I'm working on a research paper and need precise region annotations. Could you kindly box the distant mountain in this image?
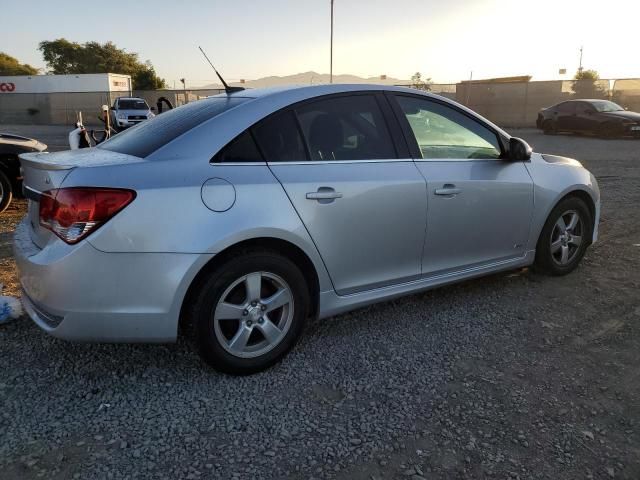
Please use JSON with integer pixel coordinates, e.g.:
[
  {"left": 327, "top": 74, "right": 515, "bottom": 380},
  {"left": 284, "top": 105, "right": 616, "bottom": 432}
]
[{"left": 198, "top": 71, "right": 410, "bottom": 89}]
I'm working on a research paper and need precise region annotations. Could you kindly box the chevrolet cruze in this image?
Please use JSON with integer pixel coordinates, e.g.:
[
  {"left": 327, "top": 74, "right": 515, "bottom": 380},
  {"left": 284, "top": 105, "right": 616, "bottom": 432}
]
[{"left": 15, "top": 84, "right": 600, "bottom": 374}]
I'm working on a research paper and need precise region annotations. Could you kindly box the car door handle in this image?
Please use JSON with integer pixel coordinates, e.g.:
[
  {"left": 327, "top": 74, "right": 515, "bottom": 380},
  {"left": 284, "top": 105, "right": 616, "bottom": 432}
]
[
  {"left": 434, "top": 185, "right": 461, "bottom": 196},
  {"left": 306, "top": 188, "right": 343, "bottom": 202}
]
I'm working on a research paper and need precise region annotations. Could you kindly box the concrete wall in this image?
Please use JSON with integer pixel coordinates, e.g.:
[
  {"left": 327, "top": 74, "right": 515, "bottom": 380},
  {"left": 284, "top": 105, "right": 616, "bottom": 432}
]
[
  {"left": 2, "top": 81, "right": 640, "bottom": 128},
  {"left": 0, "top": 89, "right": 225, "bottom": 125}
]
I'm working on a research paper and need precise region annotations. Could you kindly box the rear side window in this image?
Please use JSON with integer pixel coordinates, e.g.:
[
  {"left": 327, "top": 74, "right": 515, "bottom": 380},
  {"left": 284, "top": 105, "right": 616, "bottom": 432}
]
[
  {"left": 556, "top": 102, "right": 576, "bottom": 114},
  {"left": 252, "top": 110, "right": 307, "bottom": 162},
  {"left": 295, "top": 95, "right": 396, "bottom": 161},
  {"left": 100, "top": 97, "right": 248, "bottom": 158},
  {"left": 214, "top": 131, "right": 263, "bottom": 163}
]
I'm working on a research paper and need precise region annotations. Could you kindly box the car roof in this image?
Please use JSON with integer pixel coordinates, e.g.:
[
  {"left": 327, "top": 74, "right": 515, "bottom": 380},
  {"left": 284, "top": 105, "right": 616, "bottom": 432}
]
[
  {"left": 211, "top": 83, "right": 438, "bottom": 101},
  {"left": 566, "top": 99, "right": 610, "bottom": 103}
]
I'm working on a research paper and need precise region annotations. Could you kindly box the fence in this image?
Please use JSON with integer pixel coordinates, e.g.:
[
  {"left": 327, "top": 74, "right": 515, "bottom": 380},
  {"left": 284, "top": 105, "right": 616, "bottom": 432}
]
[{"left": 1, "top": 80, "right": 640, "bottom": 127}]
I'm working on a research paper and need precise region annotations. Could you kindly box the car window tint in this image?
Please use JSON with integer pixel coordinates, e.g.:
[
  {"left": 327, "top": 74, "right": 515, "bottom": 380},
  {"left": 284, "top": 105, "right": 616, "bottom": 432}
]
[
  {"left": 100, "top": 97, "right": 248, "bottom": 158},
  {"left": 295, "top": 95, "right": 396, "bottom": 161},
  {"left": 214, "top": 131, "right": 263, "bottom": 163},
  {"left": 395, "top": 96, "right": 501, "bottom": 160},
  {"left": 575, "top": 102, "right": 593, "bottom": 114},
  {"left": 556, "top": 102, "right": 576, "bottom": 114},
  {"left": 252, "top": 110, "right": 307, "bottom": 162}
]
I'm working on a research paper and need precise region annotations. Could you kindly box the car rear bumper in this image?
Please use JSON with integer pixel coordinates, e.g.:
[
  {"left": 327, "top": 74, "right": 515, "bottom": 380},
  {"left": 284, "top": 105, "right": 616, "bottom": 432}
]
[{"left": 13, "top": 219, "right": 211, "bottom": 342}]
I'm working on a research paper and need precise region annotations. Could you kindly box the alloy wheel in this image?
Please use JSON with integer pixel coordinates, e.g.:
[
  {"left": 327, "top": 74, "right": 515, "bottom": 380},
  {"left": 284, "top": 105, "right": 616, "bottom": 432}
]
[
  {"left": 550, "top": 210, "right": 583, "bottom": 266},
  {"left": 213, "top": 272, "right": 294, "bottom": 358}
]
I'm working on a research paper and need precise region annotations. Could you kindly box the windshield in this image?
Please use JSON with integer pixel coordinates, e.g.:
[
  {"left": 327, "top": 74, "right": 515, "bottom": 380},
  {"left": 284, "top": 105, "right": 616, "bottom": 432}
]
[
  {"left": 100, "top": 97, "right": 249, "bottom": 158},
  {"left": 591, "top": 100, "right": 624, "bottom": 112},
  {"left": 117, "top": 99, "right": 149, "bottom": 110}
]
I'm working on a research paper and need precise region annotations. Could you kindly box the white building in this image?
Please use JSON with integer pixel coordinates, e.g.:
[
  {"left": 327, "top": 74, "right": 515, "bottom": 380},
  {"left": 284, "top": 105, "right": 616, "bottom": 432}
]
[{"left": 0, "top": 73, "right": 132, "bottom": 94}]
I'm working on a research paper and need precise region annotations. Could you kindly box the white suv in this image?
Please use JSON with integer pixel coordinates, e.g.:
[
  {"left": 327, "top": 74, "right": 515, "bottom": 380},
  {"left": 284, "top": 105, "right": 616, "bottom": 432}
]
[{"left": 110, "top": 97, "right": 155, "bottom": 129}]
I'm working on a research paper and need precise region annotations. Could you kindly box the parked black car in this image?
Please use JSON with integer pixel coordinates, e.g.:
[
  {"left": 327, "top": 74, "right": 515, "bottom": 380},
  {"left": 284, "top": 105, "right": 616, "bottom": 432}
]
[
  {"left": 536, "top": 99, "right": 640, "bottom": 138},
  {"left": 0, "top": 133, "right": 47, "bottom": 212}
]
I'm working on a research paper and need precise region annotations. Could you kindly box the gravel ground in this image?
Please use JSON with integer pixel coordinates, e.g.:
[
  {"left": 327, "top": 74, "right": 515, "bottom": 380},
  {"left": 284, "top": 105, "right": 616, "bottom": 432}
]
[{"left": 0, "top": 127, "right": 639, "bottom": 479}]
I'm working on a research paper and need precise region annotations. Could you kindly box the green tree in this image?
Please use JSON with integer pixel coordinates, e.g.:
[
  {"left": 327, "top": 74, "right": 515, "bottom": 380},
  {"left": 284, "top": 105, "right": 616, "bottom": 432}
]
[
  {"left": 411, "top": 72, "right": 432, "bottom": 91},
  {"left": 0, "top": 52, "right": 39, "bottom": 75},
  {"left": 572, "top": 69, "right": 607, "bottom": 99},
  {"left": 38, "top": 39, "right": 166, "bottom": 90}
]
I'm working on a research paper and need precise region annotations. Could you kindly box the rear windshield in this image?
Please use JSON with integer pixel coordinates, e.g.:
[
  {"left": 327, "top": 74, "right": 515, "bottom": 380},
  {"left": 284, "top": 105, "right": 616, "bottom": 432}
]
[
  {"left": 118, "top": 99, "right": 149, "bottom": 110},
  {"left": 100, "top": 97, "right": 248, "bottom": 158}
]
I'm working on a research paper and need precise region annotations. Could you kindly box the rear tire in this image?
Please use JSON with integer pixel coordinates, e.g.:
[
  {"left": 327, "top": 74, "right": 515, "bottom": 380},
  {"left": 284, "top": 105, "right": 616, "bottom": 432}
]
[
  {"left": 192, "top": 250, "right": 309, "bottom": 375},
  {"left": 0, "top": 170, "right": 13, "bottom": 213},
  {"left": 533, "top": 197, "right": 592, "bottom": 276},
  {"left": 542, "top": 120, "right": 557, "bottom": 135}
]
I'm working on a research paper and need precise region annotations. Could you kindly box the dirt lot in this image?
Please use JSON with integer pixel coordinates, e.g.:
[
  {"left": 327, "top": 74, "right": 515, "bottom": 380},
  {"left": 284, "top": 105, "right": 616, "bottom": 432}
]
[{"left": 0, "top": 128, "right": 639, "bottom": 480}]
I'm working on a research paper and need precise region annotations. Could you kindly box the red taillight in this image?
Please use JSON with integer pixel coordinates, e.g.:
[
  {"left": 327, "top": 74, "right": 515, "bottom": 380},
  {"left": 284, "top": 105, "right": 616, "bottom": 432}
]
[{"left": 39, "top": 187, "right": 136, "bottom": 244}]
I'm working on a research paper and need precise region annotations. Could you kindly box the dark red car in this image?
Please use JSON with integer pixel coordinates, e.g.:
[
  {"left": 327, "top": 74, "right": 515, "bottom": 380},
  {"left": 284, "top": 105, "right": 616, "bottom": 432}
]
[{"left": 536, "top": 99, "right": 640, "bottom": 138}]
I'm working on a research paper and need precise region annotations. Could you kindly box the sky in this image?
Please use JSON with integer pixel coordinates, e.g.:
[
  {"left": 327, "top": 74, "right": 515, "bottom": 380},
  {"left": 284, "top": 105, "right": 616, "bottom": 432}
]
[{"left": 1, "top": 0, "right": 638, "bottom": 87}]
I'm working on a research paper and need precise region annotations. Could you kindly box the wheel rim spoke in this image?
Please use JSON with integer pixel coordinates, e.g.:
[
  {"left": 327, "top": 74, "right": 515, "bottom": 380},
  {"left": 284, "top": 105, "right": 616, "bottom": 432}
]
[
  {"left": 551, "top": 238, "right": 562, "bottom": 254},
  {"left": 245, "top": 273, "right": 262, "bottom": 301},
  {"left": 215, "top": 302, "right": 245, "bottom": 320},
  {"left": 256, "top": 315, "right": 283, "bottom": 344},
  {"left": 262, "top": 288, "right": 292, "bottom": 313},
  {"left": 228, "top": 325, "right": 252, "bottom": 352},
  {"left": 560, "top": 245, "right": 570, "bottom": 264},
  {"left": 555, "top": 216, "right": 567, "bottom": 232},
  {"left": 567, "top": 212, "right": 579, "bottom": 231},
  {"left": 569, "top": 235, "right": 582, "bottom": 247}
]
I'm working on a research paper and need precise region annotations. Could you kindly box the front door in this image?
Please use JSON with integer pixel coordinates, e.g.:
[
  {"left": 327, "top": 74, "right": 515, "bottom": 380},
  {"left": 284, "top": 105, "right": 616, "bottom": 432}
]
[
  {"left": 252, "top": 94, "right": 427, "bottom": 295},
  {"left": 389, "top": 93, "right": 534, "bottom": 276}
]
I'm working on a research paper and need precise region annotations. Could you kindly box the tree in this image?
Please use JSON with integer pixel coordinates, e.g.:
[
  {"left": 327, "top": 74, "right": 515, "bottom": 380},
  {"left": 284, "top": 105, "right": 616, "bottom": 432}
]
[
  {"left": 411, "top": 72, "right": 432, "bottom": 91},
  {"left": 38, "top": 39, "right": 166, "bottom": 90},
  {"left": 572, "top": 68, "right": 607, "bottom": 99},
  {"left": 0, "top": 52, "right": 39, "bottom": 75}
]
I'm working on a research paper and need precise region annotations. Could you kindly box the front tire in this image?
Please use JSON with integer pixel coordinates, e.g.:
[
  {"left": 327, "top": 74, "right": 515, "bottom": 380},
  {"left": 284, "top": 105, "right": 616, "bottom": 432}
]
[
  {"left": 0, "top": 170, "right": 13, "bottom": 213},
  {"left": 192, "top": 250, "right": 309, "bottom": 375},
  {"left": 533, "top": 197, "right": 592, "bottom": 276},
  {"left": 599, "top": 122, "right": 619, "bottom": 139}
]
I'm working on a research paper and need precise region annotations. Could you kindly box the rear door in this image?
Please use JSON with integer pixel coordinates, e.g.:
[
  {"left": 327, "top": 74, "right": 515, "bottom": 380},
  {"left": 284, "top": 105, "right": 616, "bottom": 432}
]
[
  {"left": 259, "top": 93, "right": 427, "bottom": 295},
  {"left": 388, "top": 93, "right": 534, "bottom": 276},
  {"left": 556, "top": 101, "right": 577, "bottom": 131}
]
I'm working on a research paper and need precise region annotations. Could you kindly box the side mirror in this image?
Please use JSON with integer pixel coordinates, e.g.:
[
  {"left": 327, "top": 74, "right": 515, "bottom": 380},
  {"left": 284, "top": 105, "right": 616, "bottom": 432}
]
[{"left": 509, "top": 137, "right": 532, "bottom": 161}]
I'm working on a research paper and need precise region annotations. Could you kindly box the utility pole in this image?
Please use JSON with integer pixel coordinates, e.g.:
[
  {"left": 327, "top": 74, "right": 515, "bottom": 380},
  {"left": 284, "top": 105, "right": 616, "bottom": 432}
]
[
  {"left": 578, "top": 46, "right": 583, "bottom": 73},
  {"left": 330, "top": 0, "right": 334, "bottom": 84}
]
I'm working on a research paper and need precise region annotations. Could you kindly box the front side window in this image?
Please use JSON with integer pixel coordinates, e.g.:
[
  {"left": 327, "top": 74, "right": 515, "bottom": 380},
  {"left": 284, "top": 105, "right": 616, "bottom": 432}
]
[
  {"left": 251, "top": 110, "right": 307, "bottom": 162},
  {"left": 575, "top": 102, "right": 595, "bottom": 114},
  {"left": 395, "top": 95, "right": 502, "bottom": 160},
  {"left": 295, "top": 95, "right": 396, "bottom": 161}
]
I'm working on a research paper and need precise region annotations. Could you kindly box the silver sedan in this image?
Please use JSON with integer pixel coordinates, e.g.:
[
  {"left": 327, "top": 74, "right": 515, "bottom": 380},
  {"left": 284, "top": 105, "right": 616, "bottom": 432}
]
[{"left": 15, "top": 84, "right": 600, "bottom": 374}]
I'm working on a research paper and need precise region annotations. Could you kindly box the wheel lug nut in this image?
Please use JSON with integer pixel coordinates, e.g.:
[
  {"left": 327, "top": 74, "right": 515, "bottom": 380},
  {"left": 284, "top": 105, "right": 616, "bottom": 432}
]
[
  {"left": 261, "top": 305, "right": 266, "bottom": 311},
  {"left": 259, "top": 317, "right": 264, "bottom": 324},
  {"left": 246, "top": 320, "right": 252, "bottom": 327},
  {"left": 251, "top": 301, "right": 257, "bottom": 306},
  {"left": 242, "top": 310, "right": 248, "bottom": 316}
]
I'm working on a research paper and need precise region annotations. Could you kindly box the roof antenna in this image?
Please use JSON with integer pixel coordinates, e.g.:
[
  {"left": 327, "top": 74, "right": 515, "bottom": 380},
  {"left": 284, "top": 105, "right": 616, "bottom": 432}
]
[{"left": 198, "top": 46, "right": 245, "bottom": 93}]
